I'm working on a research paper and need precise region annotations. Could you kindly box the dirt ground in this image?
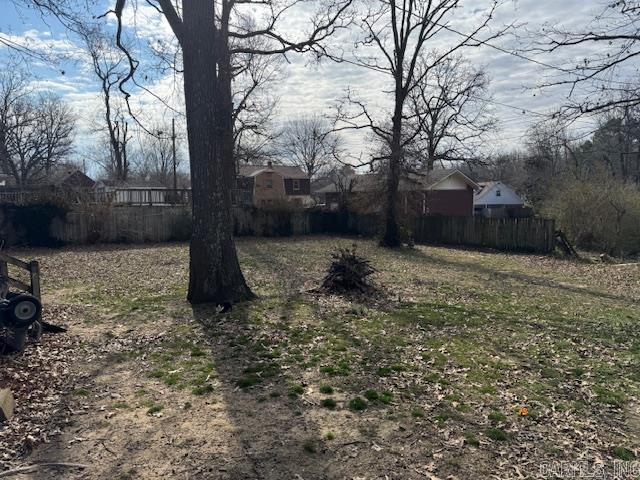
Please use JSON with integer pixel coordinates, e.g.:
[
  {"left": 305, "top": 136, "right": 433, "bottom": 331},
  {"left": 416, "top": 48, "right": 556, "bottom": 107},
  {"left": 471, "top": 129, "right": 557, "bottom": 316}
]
[{"left": 1, "top": 237, "right": 639, "bottom": 479}]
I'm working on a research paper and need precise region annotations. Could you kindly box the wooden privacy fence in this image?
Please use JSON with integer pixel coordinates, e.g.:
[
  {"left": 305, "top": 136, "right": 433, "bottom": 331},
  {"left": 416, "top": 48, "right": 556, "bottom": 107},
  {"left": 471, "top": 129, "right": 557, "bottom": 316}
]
[
  {"left": 0, "top": 253, "right": 41, "bottom": 299},
  {"left": 5, "top": 205, "right": 556, "bottom": 253},
  {"left": 50, "top": 207, "right": 191, "bottom": 244},
  {"left": 413, "top": 216, "right": 555, "bottom": 253}
]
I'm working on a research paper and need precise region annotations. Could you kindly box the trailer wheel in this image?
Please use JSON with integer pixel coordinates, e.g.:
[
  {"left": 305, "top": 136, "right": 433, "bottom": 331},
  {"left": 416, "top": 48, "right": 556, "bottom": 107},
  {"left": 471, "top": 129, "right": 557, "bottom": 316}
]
[{"left": 6, "top": 294, "right": 42, "bottom": 329}]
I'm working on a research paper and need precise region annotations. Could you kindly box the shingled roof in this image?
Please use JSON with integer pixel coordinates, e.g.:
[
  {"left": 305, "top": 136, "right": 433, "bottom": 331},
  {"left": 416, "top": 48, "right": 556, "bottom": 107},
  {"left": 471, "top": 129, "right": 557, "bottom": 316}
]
[
  {"left": 238, "top": 164, "right": 308, "bottom": 180},
  {"left": 315, "top": 169, "right": 477, "bottom": 194}
]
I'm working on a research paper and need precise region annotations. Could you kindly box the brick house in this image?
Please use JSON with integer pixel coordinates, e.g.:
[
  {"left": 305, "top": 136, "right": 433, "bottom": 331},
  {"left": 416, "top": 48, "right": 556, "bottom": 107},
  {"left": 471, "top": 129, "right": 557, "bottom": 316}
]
[
  {"left": 315, "top": 168, "right": 478, "bottom": 216},
  {"left": 236, "top": 162, "right": 312, "bottom": 207}
]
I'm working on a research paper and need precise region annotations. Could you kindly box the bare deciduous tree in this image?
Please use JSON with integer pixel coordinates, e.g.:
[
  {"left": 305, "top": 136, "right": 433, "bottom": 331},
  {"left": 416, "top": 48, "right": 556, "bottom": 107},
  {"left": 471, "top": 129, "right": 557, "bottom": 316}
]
[
  {"left": 136, "top": 121, "right": 183, "bottom": 187},
  {"left": 406, "top": 54, "right": 496, "bottom": 171},
  {"left": 335, "top": 0, "right": 502, "bottom": 247},
  {"left": 280, "top": 114, "right": 341, "bottom": 179},
  {"left": 0, "top": 69, "right": 75, "bottom": 185},
  {"left": 533, "top": 1, "right": 640, "bottom": 115},
  {"left": 79, "top": 26, "right": 132, "bottom": 182},
  {"left": 105, "top": 0, "right": 354, "bottom": 304},
  {"left": 232, "top": 43, "right": 281, "bottom": 165}
]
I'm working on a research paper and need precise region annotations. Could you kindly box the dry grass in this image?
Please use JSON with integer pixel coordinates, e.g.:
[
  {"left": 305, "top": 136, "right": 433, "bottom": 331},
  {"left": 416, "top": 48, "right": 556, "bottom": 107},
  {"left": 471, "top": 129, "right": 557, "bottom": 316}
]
[{"left": 2, "top": 236, "right": 639, "bottom": 479}]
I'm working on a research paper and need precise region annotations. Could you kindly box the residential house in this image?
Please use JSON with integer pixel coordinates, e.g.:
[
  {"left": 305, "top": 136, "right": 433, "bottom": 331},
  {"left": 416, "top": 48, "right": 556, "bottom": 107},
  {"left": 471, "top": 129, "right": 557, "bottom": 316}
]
[
  {"left": 0, "top": 166, "right": 95, "bottom": 204},
  {"left": 236, "top": 162, "right": 312, "bottom": 207},
  {"left": 474, "top": 181, "right": 532, "bottom": 218},
  {"left": 315, "top": 168, "right": 478, "bottom": 216},
  {"left": 49, "top": 166, "right": 96, "bottom": 190}
]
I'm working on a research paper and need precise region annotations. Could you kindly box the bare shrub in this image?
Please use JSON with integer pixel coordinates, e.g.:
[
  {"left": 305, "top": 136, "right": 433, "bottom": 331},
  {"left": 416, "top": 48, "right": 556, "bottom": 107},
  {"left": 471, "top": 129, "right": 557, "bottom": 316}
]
[
  {"left": 543, "top": 175, "right": 640, "bottom": 256},
  {"left": 322, "top": 245, "right": 377, "bottom": 293}
]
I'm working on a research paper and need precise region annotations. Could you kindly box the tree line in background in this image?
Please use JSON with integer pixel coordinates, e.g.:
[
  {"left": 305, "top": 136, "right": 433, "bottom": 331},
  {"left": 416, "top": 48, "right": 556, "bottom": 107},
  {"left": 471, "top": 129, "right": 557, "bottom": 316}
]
[
  {"left": 0, "top": 66, "right": 74, "bottom": 186},
  {"left": 468, "top": 109, "right": 640, "bottom": 256}
]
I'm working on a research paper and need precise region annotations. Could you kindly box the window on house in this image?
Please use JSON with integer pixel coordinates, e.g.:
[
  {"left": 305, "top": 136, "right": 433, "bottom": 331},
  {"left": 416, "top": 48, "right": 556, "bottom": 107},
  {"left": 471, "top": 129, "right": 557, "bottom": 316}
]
[
  {"left": 292, "top": 179, "right": 300, "bottom": 191},
  {"left": 496, "top": 189, "right": 501, "bottom": 197},
  {"left": 266, "top": 179, "right": 273, "bottom": 189}
]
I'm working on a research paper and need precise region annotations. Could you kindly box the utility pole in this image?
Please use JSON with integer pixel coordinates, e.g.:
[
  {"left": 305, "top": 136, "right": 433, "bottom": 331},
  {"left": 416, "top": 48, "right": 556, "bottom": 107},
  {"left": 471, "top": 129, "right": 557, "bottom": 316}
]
[{"left": 172, "top": 117, "right": 178, "bottom": 202}]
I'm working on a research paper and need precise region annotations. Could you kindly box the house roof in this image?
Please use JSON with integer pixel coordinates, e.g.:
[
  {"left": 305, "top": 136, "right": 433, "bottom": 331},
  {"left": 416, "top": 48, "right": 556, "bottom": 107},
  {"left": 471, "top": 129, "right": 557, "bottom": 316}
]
[
  {"left": 474, "top": 181, "right": 524, "bottom": 206},
  {"left": 238, "top": 164, "right": 308, "bottom": 179},
  {"left": 311, "top": 176, "right": 334, "bottom": 193},
  {"left": 316, "top": 169, "right": 478, "bottom": 194},
  {"left": 49, "top": 167, "right": 95, "bottom": 188}
]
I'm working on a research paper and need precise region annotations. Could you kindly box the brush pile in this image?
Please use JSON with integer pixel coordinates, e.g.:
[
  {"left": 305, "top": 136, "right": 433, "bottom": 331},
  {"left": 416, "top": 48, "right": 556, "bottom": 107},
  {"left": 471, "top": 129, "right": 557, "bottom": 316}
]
[{"left": 321, "top": 245, "right": 376, "bottom": 293}]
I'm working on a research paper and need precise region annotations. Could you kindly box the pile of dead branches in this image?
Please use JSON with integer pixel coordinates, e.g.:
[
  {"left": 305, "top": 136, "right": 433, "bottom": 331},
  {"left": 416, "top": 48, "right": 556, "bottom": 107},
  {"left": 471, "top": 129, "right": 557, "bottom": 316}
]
[{"left": 321, "top": 245, "right": 377, "bottom": 294}]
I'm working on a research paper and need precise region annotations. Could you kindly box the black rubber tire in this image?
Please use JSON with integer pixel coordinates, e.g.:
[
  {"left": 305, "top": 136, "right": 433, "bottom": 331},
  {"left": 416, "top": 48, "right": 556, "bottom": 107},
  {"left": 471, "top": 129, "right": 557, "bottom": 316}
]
[{"left": 6, "top": 294, "right": 42, "bottom": 329}]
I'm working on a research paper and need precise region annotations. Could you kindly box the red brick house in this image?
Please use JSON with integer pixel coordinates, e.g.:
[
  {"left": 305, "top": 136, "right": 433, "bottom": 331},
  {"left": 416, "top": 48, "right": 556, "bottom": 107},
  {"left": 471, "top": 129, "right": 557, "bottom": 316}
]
[
  {"left": 315, "top": 168, "right": 478, "bottom": 216},
  {"left": 236, "top": 162, "right": 312, "bottom": 207}
]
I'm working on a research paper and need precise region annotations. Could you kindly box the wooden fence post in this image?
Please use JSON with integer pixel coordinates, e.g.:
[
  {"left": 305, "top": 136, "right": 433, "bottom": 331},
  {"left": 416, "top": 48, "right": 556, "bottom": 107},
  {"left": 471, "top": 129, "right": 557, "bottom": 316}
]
[
  {"left": 29, "top": 261, "right": 41, "bottom": 300},
  {"left": 0, "top": 260, "right": 8, "bottom": 299}
]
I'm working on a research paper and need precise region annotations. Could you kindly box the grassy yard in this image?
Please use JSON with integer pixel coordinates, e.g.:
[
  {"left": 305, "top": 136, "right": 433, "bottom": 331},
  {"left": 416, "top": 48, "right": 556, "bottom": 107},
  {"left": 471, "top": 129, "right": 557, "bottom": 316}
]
[{"left": 3, "top": 237, "right": 640, "bottom": 479}]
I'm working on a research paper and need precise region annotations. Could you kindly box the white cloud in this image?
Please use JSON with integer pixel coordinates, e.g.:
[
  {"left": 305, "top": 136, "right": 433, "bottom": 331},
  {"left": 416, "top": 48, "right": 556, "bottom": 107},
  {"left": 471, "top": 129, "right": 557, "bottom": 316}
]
[{"left": 0, "top": 0, "right": 628, "bottom": 166}]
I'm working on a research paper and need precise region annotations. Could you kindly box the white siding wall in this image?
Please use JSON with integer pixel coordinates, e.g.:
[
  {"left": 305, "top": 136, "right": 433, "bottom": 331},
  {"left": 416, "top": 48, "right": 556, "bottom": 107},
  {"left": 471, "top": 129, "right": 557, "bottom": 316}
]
[{"left": 475, "top": 183, "right": 523, "bottom": 206}]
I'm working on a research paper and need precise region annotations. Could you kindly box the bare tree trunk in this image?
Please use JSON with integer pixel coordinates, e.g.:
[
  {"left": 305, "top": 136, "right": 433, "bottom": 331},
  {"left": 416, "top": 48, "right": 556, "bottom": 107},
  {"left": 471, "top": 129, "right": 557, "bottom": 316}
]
[
  {"left": 183, "top": 0, "right": 253, "bottom": 304},
  {"left": 382, "top": 88, "right": 403, "bottom": 247}
]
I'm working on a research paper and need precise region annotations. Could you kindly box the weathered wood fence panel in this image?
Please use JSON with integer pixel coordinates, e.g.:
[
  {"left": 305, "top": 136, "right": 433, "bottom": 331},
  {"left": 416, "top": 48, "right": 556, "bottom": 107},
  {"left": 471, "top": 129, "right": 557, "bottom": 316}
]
[
  {"left": 413, "top": 216, "right": 555, "bottom": 253},
  {"left": 50, "top": 207, "right": 191, "bottom": 244},
  {"left": 12, "top": 205, "right": 555, "bottom": 253}
]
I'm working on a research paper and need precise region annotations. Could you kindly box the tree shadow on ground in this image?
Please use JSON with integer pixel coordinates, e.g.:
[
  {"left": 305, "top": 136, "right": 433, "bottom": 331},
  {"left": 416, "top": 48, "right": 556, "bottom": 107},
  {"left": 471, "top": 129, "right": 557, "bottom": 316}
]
[
  {"left": 401, "top": 247, "right": 637, "bottom": 305},
  {"left": 190, "top": 301, "right": 339, "bottom": 480}
]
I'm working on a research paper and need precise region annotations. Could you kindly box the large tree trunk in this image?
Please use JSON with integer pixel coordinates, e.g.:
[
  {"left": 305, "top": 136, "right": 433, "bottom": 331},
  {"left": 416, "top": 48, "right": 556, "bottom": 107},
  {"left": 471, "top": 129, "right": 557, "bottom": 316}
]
[
  {"left": 381, "top": 88, "right": 403, "bottom": 248},
  {"left": 182, "top": 0, "right": 254, "bottom": 304}
]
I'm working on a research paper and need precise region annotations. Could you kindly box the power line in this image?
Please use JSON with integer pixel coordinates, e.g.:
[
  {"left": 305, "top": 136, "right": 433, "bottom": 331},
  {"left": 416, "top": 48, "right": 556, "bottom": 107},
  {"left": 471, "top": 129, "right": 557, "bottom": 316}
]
[{"left": 430, "top": 13, "right": 634, "bottom": 86}]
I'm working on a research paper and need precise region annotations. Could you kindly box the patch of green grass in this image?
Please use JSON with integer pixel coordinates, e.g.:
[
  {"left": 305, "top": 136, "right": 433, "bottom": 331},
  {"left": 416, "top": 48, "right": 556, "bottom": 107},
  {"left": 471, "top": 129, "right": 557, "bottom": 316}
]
[
  {"left": 320, "top": 361, "right": 351, "bottom": 376},
  {"left": 191, "top": 384, "right": 214, "bottom": 395},
  {"left": 594, "top": 386, "right": 626, "bottom": 407},
  {"left": 325, "top": 432, "right": 335, "bottom": 441},
  {"left": 146, "top": 404, "right": 163, "bottom": 415},
  {"left": 376, "top": 367, "right": 392, "bottom": 376},
  {"left": 302, "top": 439, "right": 317, "bottom": 453},
  {"left": 412, "top": 407, "right": 425, "bottom": 418},
  {"left": 190, "top": 347, "right": 206, "bottom": 357},
  {"left": 319, "top": 385, "right": 334, "bottom": 394},
  {"left": 612, "top": 446, "right": 636, "bottom": 461},
  {"left": 379, "top": 391, "right": 393, "bottom": 404},
  {"left": 485, "top": 428, "right": 508, "bottom": 442},
  {"left": 289, "top": 384, "right": 305, "bottom": 398},
  {"left": 435, "top": 408, "right": 461, "bottom": 423},
  {"left": 571, "top": 367, "right": 585, "bottom": 378},
  {"left": 540, "top": 367, "right": 561, "bottom": 379},
  {"left": 464, "top": 432, "right": 480, "bottom": 447},
  {"left": 348, "top": 397, "right": 367, "bottom": 411},
  {"left": 164, "top": 372, "right": 181, "bottom": 386},
  {"left": 72, "top": 388, "right": 90, "bottom": 397},
  {"left": 488, "top": 411, "right": 506, "bottom": 422},
  {"left": 321, "top": 398, "right": 337, "bottom": 409},
  {"left": 364, "top": 389, "right": 379, "bottom": 401},
  {"left": 237, "top": 375, "right": 261, "bottom": 389},
  {"left": 478, "top": 385, "right": 497, "bottom": 394}
]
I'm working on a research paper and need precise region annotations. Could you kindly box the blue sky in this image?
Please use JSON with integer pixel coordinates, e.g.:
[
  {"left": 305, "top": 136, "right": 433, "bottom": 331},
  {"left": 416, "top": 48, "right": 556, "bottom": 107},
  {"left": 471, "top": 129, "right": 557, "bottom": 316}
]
[{"left": 0, "top": 0, "right": 629, "bottom": 173}]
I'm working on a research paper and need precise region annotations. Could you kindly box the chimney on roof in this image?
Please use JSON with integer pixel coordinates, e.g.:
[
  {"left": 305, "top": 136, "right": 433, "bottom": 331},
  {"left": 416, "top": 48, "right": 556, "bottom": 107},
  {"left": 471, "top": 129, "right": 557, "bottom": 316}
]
[{"left": 267, "top": 160, "right": 273, "bottom": 169}]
